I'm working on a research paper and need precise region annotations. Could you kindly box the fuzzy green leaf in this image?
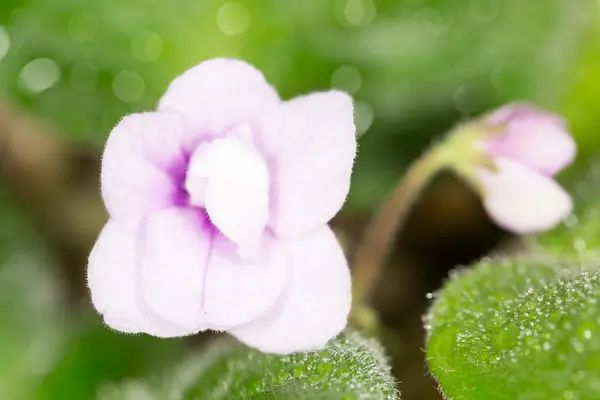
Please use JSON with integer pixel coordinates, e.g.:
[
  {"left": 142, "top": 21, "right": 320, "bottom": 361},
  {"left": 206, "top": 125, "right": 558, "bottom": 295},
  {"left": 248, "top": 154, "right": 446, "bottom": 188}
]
[
  {"left": 97, "top": 330, "right": 398, "bottom": 400},
  {"left": 539, "top": 162, "right": 600, "bottom": 256},
  {"left": 426, "top": 257, "right": 600, "bottom": 400}
]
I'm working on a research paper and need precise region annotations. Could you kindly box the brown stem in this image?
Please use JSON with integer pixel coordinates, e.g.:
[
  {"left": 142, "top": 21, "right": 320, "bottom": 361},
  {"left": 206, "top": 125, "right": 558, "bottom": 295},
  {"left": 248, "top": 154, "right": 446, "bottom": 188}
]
[{"left": 351, "top": 147, "right": 447, "bottom": 318}]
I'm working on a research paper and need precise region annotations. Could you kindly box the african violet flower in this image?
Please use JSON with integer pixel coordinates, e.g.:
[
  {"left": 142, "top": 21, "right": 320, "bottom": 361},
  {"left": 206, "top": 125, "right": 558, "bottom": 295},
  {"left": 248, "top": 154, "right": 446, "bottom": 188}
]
[
  {"left": 87, "top": 58, "right": 356, "bottom": 354},
  {"left": 476, "top": 103, "right": 575, "bottom": 234}
]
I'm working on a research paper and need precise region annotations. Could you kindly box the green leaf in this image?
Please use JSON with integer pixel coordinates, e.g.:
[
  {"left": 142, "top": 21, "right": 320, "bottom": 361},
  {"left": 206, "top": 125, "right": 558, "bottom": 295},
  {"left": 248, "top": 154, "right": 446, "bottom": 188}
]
[
  {"left": 538, "top": 161, "right": 600, "bottom": 256},
  {"left": 97, "top": 330, "right": 398, "bottom": 400},
  {"left": 426, "top": 257, "right": 600, "bottom": 400},
  {"left": 35, "top": 315, "right": 185, "bottom": 400},
  {"left": 0, "top": 188, "right": 68, "bottom": 400}
]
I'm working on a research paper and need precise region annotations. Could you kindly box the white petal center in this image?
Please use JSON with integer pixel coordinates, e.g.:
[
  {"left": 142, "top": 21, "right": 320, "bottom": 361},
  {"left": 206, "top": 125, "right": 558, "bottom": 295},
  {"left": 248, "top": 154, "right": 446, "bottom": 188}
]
[{"left": 185, "top": 127, "right": 270, "bottom": 255}]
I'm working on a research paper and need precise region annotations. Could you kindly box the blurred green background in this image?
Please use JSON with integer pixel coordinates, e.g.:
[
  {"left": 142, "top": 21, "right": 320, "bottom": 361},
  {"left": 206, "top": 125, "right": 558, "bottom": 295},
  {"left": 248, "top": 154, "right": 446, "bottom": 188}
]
[{"left": 1, "top": 0, "right": 599, "bottom": 399}]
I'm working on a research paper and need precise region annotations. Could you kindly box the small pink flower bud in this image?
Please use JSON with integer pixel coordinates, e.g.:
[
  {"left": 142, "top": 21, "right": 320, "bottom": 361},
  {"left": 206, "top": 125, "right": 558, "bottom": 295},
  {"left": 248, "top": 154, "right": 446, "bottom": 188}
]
[
  {"left": 475, "top": 103, "right": 576, "bottom": 234},
  {"left": 484, "top": 103, "right": 576, "bottom": 177}
]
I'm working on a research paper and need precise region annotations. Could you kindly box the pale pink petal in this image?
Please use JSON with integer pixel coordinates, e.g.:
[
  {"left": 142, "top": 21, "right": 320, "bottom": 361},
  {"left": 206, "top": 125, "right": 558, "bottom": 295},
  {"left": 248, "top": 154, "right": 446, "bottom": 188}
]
[
  {"left": 229, "top": 226, "right": 351, "bottom": 354},
  {"left": 478, "top": 157, "right": 573, "bottom": 234},
  {"left": 158, "top": 58, "right": 280, "bottom": 144},
  {"left": 486, "top": 103, "right": 553, "bottom": 125},
  {"left": 485, "top": 105, "right": 575, "bottom": 176},
  {"left": 203, "top": 234, "right": 289, "bottom": 328},
  {"left": 185, "top": 135, "right": 270, "bottom": 254},
  {"left": 261, "top": 91, "right": 357, "bottom": 237},
  {"left": 101, "top": 112, "right": 189, "bottom": 234},
  {"left": 87, "top": 220, "right": 151, "bottom": 334},
  {"left": 139, "top": 207, "right": 212, "bottom": 334}
]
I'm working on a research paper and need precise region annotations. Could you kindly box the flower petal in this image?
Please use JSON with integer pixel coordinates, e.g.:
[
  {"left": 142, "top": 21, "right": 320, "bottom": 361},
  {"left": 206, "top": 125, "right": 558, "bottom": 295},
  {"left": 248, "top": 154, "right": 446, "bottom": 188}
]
[
  {"left": 186, "top": 135, "right": 270, "bottom": 255},
  {"left": 139, "top": 207, "right": 212, "bottom": 334},
  {"left": 101, "top": 112, "right": 189, "bottom": 234},
  {"left": 158, "top": 58, "right": 280, "bottom": 140},
  {"left": 261, "top": 91, "right": 357, "bottom": 237},
  {"left": 485, "top": 103, "right": 576, "bottom": 176},
  {"left": 478, "top": 157, "right": 573, "bottom": 234},
  {"left": 203, "top": 234, "right": 289, "bottom": 329},
  {"left": 87, "top": 220, "right": 151, "bottom": 334},
  {"left": 229, "top": 226, "right": 351, "bottom": 354}
]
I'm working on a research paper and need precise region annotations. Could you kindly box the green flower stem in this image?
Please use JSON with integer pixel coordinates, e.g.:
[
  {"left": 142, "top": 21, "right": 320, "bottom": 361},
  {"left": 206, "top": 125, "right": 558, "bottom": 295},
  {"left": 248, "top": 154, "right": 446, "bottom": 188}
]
[
  {"left": 350, "top": 144, "right": 449, "bottom": 330},
  {"left": 349, "top": 123, "right": 490, "bottom": 332}
]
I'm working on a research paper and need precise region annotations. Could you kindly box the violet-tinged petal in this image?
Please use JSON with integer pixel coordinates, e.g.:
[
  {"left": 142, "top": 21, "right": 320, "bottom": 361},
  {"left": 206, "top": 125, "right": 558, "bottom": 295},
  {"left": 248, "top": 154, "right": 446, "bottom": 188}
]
[
  {"left": 87, "top": 220, "right": 152, "bottom": 334},
  {"left": 478, "top": 157, "right": 572, "bottom": 234},
  {"left": 186, "top": 135, "right": 270, "bottom": 255},
  {"left": 139, "top": 208, "right": 212, "bottom": 334},
  {"left": 101, "top": 112, "right": 188, "bottom": 234},
  {"left": 262, "top": 91, "right": 357, "bottom": 237},
  {"left": 158, "top": 58, "right": 280, "bottom": 149},
  {"left": 203, "top": 234, "right": 289, "bottom": 329},
  {"left": 229, "top": 225, "right": 352, "bottom": 354},
  {"left": 484, "top": 104, "right": 576, "bottom": 176}
]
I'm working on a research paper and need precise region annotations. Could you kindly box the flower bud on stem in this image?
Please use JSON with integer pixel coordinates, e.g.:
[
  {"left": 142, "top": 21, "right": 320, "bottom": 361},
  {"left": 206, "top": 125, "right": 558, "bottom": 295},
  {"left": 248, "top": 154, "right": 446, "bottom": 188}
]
[
  {"left": 349, "top": 142, "right": 448, "bottom": 331},
  {"left": 349, "top": 104, "right": 576, "bottom": 332}
]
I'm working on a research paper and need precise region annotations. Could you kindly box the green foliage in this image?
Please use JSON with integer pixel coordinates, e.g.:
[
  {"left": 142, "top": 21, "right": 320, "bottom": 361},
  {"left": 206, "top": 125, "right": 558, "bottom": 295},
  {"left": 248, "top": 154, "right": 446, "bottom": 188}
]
[
  {"left": 0, "top": 188, "right": 68, "bottom": 400},
  {"left": 35, "top": 316, "right": 185, "bottom": 400},
  {"left": 0, "top": 0, "right": 596, "bottom": 210},
  {"left": 0, "top": 188, "right": 185, "bottom": 400},
  {"left": 539, "top": 160, "right": 600, "bottom": 256},
  {"left": 97, "top": 331, "right": 398, "bottom": 400},
  {"left": 426, "top": 257, "right": 600, "bottom": 400}
]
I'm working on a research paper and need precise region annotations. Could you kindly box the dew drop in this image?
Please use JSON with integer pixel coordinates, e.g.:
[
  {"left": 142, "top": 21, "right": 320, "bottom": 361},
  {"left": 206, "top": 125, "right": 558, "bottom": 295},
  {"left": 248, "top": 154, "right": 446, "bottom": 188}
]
[
  {"left": 491, "top": 324, "right": 520, "bottom": 351},
  {"left": 19, "top": 58, "right": 61, "bottom": 94},
  {"left": 316, "top": 362, "right": 334, "bottom": 375},
  {"left": 217, "top": 3, "right": 251, "bottom": 36},
  {"left": 293, "top": 365, "right": 305, "bottom": 378}
]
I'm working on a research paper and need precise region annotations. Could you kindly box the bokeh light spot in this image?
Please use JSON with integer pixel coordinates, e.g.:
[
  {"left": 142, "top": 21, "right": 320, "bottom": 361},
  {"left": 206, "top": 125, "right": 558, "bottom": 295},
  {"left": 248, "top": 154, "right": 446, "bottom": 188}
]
[
  {"left": 331, "top": 66, "right": 363, "bottom": 94},
  {"left": 217, "top": 3, "right": 251, "bottom": 36},
  {"left": 0, "top": 26, "right": 10, "bottom": 61},
  {"left": 19, "top": 58, "right": 61, "bottom": 94},
  {"left": 112, "top": 70, "right": 145, "bottom": 103},
  {"left": 336, "top": 0, "right": 377, "bottom": 27},
  {"left": 355, "top": 101, "right": 374, "bottom": 137},
  {"left": 131, "top": 31, "right": 164, "bottom": 62}
]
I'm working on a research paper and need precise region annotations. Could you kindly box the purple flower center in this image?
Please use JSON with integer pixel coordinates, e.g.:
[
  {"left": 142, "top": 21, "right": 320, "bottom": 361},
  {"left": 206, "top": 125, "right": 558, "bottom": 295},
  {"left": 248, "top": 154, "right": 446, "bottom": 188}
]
[{"left": 169, "top": 125, "right": 271, "bottom": 256}]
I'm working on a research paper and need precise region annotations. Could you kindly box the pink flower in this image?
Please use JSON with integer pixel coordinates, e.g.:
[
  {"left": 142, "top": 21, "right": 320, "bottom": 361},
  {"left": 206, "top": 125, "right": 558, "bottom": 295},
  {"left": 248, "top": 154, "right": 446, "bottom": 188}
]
[
  {"left": 476, "top": 103, "right": 575, "bottom": 234},
  {"left": 87, "top": 59, "right": 356, "bottom": 354}
]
